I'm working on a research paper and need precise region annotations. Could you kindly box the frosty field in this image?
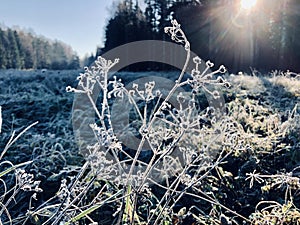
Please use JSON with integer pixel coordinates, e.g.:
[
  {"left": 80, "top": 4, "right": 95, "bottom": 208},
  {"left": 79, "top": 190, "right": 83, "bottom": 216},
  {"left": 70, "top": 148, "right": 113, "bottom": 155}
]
[{"left": 0, "top": 68, "right": 300, "bottom": 224}]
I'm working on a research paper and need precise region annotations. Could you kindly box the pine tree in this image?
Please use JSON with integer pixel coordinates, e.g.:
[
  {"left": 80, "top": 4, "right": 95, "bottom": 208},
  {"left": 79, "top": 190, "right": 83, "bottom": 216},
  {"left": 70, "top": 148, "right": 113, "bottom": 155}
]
[
  {"left": 18, "top": 31, "right": 34, "bottom": 69},
  {"left": 68, "top": 55, "right": 80, "bottom": 69},
  {"left": 145, "top": 0, "right": 157, "bottom": 35},
  {"left": 144, "top": 0, "right": 173, "bottom": 39},
  {"left": 103, "top": 0, "right": 150, "bottom": 52},
  {"left": 287, "top": 0, "right": 300, "bottom": 70},
  {"left": 14, "top": 30, "right": 25, "bottom": 69},
  {"left": 0, "top": 28, "right": 7, "bottom": 69}
]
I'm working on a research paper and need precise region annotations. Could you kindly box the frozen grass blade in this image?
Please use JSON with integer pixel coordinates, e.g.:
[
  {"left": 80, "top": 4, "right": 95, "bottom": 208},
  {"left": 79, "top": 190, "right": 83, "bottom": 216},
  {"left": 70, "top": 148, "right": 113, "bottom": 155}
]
[
  {"left": 64, "top": 189, "right": 124, "bottom": 225},
  {"left": 1, "top": 121, "right": 38, "bottom": 160},
  {"left": 0, "top": 161, "right": 32, "bottom": 178}
]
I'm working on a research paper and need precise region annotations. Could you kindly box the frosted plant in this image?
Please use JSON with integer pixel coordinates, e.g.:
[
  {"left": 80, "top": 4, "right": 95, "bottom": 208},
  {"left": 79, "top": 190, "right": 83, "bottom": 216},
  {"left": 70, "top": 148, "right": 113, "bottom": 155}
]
[
  {"left": 0, "top": 116, "right": 41, "bottom": 225},
  {"left": 63, "top": 19, "right": 249, "bottom": 225},
  {"left": 0, "top": 167, "right": 42, "bottom": 225},
  {"left": 14, "top": 169, "right": 43, "bottom": 192}
]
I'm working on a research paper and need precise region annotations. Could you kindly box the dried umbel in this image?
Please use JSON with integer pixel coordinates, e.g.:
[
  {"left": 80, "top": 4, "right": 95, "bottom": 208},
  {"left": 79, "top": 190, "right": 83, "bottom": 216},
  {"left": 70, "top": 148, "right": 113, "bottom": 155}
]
[
  {"left": 67, "top": 19, "right": 231, "bottom": 187},
  {"left": 63, "top": 19, "right": 257, "bottom": 225},
  {"left": 15, "top": 169, "right": 43, "bottom": 192}
]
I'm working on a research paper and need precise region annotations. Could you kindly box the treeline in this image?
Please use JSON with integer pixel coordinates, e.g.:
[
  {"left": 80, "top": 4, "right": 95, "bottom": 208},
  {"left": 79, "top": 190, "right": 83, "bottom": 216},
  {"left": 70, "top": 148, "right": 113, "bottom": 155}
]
[
  {"left": 0, "top": 27, "right": 80, "bottom": 70},
  {"left": 98, "top": 0, "right": 300, "bottom": 73}
]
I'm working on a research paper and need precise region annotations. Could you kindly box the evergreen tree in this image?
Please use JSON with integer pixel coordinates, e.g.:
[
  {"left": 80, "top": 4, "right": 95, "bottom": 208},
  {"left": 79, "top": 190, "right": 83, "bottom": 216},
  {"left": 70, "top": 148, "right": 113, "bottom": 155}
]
[
  {"left": 144, "top": 0, "right": 173, "bottom": 39},
  {"left": 145, "top": 0, "right": 158, "bottom": 35},
  {"left": 156, "top": 0, "right": 172, "bottom": 37},
  {"left": 19, "top": 31, "right": 34, "bottom": 69},
  {"left": 7, "top": 29, "right": 22, "bottom": 69},
  {"left": 4, "top": 29, "right": 14, "bottom": 68},
  {"left": 103, "top": 0, "right": 150, "bottom": 52},
  {"left": 68, "top": 55, "right": 80, "bottom": 69},
  {"left": 287, "top": 0, "right": 300, "bottom": 71},
  {"left": 14, "top": 30, "right": 25, "bottom": 69},
  {"left": 0, "top": 28, "right": 7, "bottom": 69}
]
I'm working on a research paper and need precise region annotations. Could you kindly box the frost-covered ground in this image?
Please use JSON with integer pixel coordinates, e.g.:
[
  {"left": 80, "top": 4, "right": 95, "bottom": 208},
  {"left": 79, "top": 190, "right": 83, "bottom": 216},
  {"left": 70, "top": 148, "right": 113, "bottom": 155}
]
[
  {"left": 1, "top": 69, "right": 300, "bottom": 224},
  {"left": 0, "top": 69, "right": 188, "bottom": 184}
]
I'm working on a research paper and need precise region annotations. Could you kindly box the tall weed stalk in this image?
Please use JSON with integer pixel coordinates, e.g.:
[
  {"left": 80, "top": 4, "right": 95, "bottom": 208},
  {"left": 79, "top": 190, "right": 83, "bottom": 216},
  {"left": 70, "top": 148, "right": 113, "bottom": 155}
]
[{"left": 62, "top": 19, "right": 248, "bottom": 225}]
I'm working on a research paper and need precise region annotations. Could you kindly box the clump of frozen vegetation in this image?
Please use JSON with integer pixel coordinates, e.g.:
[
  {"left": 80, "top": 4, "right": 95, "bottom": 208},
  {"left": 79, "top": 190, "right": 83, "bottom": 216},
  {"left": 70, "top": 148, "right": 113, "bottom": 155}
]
[{"left": 63, "top": 19, "right": 244, "bottom": 225}]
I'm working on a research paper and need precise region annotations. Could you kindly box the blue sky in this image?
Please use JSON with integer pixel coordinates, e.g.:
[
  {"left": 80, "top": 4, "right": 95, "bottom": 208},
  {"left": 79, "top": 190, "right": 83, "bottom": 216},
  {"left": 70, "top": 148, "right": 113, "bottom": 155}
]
[{"left": 0, "top": 0, "right": 119, "bottom": 59}]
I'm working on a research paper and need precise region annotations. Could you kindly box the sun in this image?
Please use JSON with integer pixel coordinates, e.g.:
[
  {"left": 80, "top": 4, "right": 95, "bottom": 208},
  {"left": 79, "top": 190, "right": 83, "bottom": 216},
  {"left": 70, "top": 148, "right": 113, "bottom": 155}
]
[{"left": 240, "top": 0, "right": 257, "bottom": 10}]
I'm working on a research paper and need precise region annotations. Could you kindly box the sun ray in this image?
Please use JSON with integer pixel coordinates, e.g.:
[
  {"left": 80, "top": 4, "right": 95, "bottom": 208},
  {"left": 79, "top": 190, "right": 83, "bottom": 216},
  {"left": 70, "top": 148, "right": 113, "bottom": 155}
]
[{"left": 241, "top": 0, "right": 257, "bottom": 10}]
